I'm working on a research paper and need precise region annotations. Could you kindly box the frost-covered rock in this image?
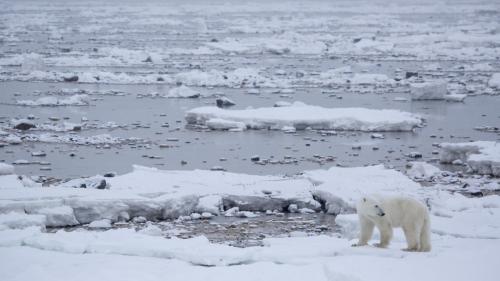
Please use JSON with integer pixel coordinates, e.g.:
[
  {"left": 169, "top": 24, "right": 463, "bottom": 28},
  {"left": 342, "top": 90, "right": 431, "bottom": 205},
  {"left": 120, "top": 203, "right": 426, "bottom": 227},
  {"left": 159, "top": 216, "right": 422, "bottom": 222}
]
[
  {"left": 0, "top": 163, "right": 14, "bottom": 176},
  {"left": 12, "top": 119, "right": 36, "bottom": 130},
  {"left": 186, "top": 102, "right": 423, "bottom": 132},
  {"left": 216, "top": 97, "right": 236, "bottom": 107},
  {"left": 440, "top": 141, "right": 500, "bottom": 176},
  {"left": 410, "top": 81, "right": 447, "bottom": 100}
]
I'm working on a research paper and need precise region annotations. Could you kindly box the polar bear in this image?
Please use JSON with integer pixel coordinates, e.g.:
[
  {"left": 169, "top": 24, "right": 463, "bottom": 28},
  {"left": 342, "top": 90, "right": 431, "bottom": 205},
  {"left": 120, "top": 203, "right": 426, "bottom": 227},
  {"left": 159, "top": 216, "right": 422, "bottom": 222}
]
[{"left": 353, "top": 195, "right": 431, "bottom": 252}]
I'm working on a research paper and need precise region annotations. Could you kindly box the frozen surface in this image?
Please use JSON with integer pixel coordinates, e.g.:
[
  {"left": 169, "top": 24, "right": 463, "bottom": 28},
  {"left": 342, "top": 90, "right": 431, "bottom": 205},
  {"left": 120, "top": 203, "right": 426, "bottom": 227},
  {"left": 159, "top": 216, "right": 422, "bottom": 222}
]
[
  {"left": 0, "top": 164, "right": 424, "bottom": 225},
  {"left": 186, "top": 102, "right": 423, "bottom": 132},
  {"left": 440, "top": 141, "right": 500, "bottom": 176},
  {"left": 0, "top": 175, "right": 499, "bottom": 280},
  {"left": 410, "top": 81, "right": 447, "bottom": 100},
  {"left": 16, "top": 94, "right": 90, "bottom": 106},
  {"left": 1, "top": 0, "right": 500, "bottom": 279}
]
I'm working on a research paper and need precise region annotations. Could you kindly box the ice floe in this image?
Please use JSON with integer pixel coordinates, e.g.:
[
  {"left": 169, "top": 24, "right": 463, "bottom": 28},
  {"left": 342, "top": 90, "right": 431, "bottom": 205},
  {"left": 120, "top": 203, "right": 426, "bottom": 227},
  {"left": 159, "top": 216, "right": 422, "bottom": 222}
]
[
  {"left": 16, "top": 94, "right": 90, "bottom": 106},
  {"left": 186, "top": 102, "right": 423, "bottom": 132},
  {"left": 440, "top": 141, "right": 500, "bottom": 177},
  {"left": 410, "top": 81, "right": 447, "bottom": 100}
]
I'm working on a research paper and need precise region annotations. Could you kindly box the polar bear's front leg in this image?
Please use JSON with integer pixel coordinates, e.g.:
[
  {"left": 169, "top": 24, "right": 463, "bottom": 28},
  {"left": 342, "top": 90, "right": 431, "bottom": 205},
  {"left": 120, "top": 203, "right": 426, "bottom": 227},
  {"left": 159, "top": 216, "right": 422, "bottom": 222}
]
[
  {"left": 402, "top": 225, "right": 419, "bottom": 251},
  {"left": 353, "top": 216, "right": 374, "bottom": 246},
  {"left": 374, "top": 222, "right": 393, "bottom": 248}
]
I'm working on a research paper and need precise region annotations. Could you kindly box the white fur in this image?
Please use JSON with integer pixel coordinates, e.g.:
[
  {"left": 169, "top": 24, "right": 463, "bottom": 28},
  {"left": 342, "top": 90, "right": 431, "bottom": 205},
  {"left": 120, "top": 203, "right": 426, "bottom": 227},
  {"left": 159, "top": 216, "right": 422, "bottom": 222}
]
[{"left": 354, "top": 195, "right": 431, "bottom": 252}]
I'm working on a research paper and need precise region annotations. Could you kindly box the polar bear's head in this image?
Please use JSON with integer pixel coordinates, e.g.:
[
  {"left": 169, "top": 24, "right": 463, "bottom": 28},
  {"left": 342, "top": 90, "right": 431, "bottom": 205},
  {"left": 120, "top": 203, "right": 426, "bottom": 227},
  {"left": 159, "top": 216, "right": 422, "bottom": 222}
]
[{"left": 357, "top": 197, "right": 385, "bottom": 218}]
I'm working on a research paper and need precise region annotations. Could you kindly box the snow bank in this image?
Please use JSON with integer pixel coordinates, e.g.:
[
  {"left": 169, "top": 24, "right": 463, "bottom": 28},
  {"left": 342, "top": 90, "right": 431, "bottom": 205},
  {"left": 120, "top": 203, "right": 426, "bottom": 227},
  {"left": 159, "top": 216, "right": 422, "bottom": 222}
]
[
  {"left": 410, "top": 81, "right": 447, "bottom": 100},
  {"left": 34, "top": 206, "right": 79, "bottom": 227},
  {"left": 0, "top": 165, "right": 421, "bottom": 227},
  {"left": 440, "top": 141, "right": 500, "bottom": 176},
  {"left": 0, "top": 212, "right": 46, "bottom": 229},
  {"left": 16, "top": 94, "right": 90, "bottom": 106},
  {"left": 186, "top": 102, "right": 423, "bottom": 132}
]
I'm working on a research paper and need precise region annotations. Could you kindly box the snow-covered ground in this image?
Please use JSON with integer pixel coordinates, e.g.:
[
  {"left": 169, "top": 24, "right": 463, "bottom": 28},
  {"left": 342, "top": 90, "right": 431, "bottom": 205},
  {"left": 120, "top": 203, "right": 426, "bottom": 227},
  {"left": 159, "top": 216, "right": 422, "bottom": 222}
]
[{"left": 1, "top": 164, "right": 500, "bottom": 280}]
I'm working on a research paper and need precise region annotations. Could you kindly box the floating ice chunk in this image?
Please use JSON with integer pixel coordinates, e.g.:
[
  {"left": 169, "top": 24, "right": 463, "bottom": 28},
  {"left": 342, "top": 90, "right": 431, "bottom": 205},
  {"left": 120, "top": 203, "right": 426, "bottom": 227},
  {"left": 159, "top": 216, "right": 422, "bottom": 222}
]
[
  {"left": 350, "top": 73, "right": 393, "bottom": 85},
  {"left": 88, "top": 219, "right": 112, "bottom": 228},
  {"left": 444, "top": 94, "right": 467, "bottom": 102},
  {"left": 34, "top": 206, "right": 78, "bottom": 227},
  {"left": 274, "top": 101, "right": 292, "bottom": 107},
  {"left": 410, "top": 81, "right": 447, "bottom": 100},
  {"left": 175, "top": 68, "right": 285, "bottom": 88},
  {"left": 406, "top": 162, "right": 441, "bottom": 180},
  {"left": 488, "top": 73, "right": 500, "bottom": 88},
  {"left": 186, "top": 102, "right": 423, "bottom": 132},
  {"left": 440, "top": 141, "right": 500, "bottom": 176},
  {"left": 0, "top": 212, "right": 46, "bottom": 229},
  {"left": 166, "top": 85, "right": 201, "bottom": 98},
  {"left": 16, "top": 94, "right": 90, "bottom": 106},
  {"left": 2, "top": 135, "right": 22, "bottom": 144},
  {"left": 216, "top": 97, "right": 236, "bottom": 107},
  {"left": 0, "top": 163, "right": 14, "bottom": 176}
]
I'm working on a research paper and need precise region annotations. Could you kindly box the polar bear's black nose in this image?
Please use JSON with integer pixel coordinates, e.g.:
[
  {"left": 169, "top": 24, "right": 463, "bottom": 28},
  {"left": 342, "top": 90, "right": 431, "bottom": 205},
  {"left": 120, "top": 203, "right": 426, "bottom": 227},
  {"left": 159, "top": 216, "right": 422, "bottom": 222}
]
[{"left": 380, "top": 212, "right": 385, "bottom": 216}]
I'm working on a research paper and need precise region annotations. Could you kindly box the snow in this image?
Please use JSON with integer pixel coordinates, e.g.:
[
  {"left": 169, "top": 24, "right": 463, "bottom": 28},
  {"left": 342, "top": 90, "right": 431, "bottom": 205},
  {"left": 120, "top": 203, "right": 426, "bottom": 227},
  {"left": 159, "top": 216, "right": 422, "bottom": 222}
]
[
  {"left": 0, "top": 212, "right": 46, "bottom": 229},
  {"left": 34, "top": 206, "right": 79, "bottom": 227},
  {"left": 166, "top": 85, "right": 201, "bottom": 98},
  {"left": 174, "top": 68, "right": 286, "bottom": 88},
  {"left": 0, "top": 163, "right": 14, "bottom": 176},
  {"left": 488, "top": 73, "right": 500, "bottom": 88},
  {"left": 0, "top": 164, "right": 421, "bottom": 227},
  {"left": 410, "top": 81, "right": 447, "bottom": 100},
  {"left": 444, "top": 93, "right": 467, "bottom": 102},
  {"left": 406, "top": 162, "right": 441, "bottom": 181},
  {"left": 1, "top": 163, "right": 500, "bottom": 280},
  {"left": 88, "top": 219, "right": 112, "bottom": 229},
  {"left": 16, "top": 94, "right": 90, "bottom": 106},
  {"left": 440, "top": 141, "right": 500, "bottom": 176},
  {"left": 205, "top": 118, "right": 247, "bottom": 131},
  {"left": 186, "top": 102, "right": 423, "bottom": 132}
]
